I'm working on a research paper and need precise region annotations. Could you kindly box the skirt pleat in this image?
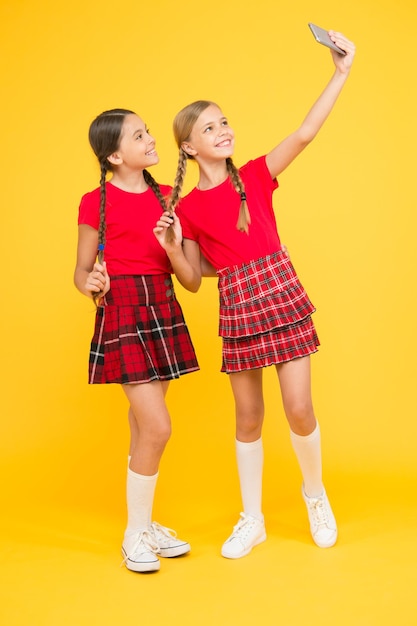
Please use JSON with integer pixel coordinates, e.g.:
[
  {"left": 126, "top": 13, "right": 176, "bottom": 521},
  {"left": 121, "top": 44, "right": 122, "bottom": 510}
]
[
  {"left": 88, "top": 275, "right": 199, "bottom": 384},
  {"left": 217, "top": 250, "right": 320, "bottom": 373}
]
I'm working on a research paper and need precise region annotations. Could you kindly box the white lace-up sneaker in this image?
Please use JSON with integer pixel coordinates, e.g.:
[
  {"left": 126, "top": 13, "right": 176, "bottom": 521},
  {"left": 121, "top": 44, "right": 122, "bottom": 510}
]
[
  {"left": 302, "top": 486, "right": 337, "bottom": 548},
  {"left": 150, "top": 522, "right": 191, "bottom": 558},
  {"left": 121, "top": 528, "right": 160, "bottom": 572},
  {"left": 221, "top": 513, "right": 266, "bottom": 559}
]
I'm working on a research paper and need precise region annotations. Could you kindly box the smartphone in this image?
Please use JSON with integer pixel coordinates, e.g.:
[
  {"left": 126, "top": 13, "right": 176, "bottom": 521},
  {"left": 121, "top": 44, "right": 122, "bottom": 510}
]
[{"left": 308, "top": 23, "right": 346, "bottom": 55}]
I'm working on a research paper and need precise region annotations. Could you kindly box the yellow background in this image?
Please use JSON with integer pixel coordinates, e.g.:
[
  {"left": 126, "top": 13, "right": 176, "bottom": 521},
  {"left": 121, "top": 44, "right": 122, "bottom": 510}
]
[{"left": 1, "top": 0, "right": 416, "bottom": 624}]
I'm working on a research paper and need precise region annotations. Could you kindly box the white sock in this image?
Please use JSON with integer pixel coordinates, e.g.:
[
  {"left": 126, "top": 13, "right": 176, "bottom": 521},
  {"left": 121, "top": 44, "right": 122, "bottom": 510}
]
[
  {"left": 290, "top": 422, "right": 323, "bottom": 498},
  {"left": 236, "top": 437, "right": 264, "bottom": 521},
  {"left": 125, "top": 468, "right": 158, "bottom": 538}
]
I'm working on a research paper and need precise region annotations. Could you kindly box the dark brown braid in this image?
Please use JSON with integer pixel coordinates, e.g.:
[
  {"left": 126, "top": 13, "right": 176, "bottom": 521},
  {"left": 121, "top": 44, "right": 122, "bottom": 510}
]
[
  {"left": 97, "top": 161, "right": 108, "bottom": 265},
  {"left": 143, "top": 169, "right": 167, "bottom": 212},
  {"left": 226, "top": 157, "right": 251, "bottom": 233},
  {"left": 92, "top": 161, "right": 109, "bottom": 306}
]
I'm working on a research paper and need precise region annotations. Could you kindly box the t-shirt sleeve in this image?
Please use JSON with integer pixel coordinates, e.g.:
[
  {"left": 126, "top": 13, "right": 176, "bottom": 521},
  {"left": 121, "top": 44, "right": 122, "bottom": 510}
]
[
  {"left": 176, "top": 198, "right": 198, "bottom": 242},
  {"left": 242, "top": 155, "right": 279, "bottom": 193},
  {"left": 78, "top": 191, "right": 100, "bottom": 229}
]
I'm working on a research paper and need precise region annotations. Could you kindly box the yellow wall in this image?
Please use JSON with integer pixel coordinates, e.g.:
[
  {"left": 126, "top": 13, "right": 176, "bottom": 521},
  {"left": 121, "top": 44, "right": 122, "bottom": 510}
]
[{"left": 1, "top": 0, "right": 416, "bottom": 527}]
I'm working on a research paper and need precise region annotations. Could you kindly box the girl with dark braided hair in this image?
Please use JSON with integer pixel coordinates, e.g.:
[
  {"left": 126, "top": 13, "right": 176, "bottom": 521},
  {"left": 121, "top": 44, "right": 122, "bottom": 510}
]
[
  {"left": 154, "top": 31, "right": 355, "bottom": 559},
  {"left": 74, "top": 109, "right": 199, "bottom": 573}
]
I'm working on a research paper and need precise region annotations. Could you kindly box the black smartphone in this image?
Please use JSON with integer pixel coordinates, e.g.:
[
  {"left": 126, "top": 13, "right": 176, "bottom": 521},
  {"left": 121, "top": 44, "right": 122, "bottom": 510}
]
[{"left": 308, "top": 23, "right": 346, "bottom": 55}]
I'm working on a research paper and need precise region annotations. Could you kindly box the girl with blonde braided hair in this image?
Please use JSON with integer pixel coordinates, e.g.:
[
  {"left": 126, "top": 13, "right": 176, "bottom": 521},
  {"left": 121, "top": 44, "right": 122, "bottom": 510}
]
[
  {"left": 155, "top": 30, "right": 355, "bottom": 559},
  {"left": 74, "top": 108, "right": 199, "bottom": 573}
]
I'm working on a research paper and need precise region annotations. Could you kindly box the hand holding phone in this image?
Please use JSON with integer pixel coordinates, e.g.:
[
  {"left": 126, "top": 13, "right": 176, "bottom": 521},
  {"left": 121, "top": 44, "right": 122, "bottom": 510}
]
[{"left": 308, "top": 23, "right": 347, "bottom": 55}]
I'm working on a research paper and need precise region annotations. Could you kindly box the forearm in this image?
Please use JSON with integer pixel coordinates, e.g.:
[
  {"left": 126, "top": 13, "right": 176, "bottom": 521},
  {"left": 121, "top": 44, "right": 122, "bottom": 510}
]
[
  {"left": 299, "top": 68, "right": 350, "bottom": 142},
  {"left": 167, "top": 248, "right": 201, "bottom": 292},
  {"left": 75, "top": 225, "right": 108, "bottom": 299}
]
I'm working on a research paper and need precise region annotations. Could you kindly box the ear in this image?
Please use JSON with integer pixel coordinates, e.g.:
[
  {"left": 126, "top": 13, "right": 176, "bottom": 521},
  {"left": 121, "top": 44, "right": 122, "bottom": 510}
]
[
  {"left": 107, "top": 152, "right": 123, "bottom": 166},
  {"left": 181, "top": 141, "right": 197, "bottom": 157}
]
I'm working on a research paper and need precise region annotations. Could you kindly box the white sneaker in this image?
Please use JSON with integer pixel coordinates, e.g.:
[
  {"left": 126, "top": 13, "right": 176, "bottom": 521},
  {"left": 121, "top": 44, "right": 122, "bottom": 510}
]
[
  {"left": 221, "top": 513, "right": 266, "bottom": 559},
  {"left": 121, "top": 529, "right": 160, "bottom": 572},
  {"left": 151, "top": 522, "right": 191, "bottom": 558},
  {"left": 302, "top": 486, "right": 337, "bottom": 548}
]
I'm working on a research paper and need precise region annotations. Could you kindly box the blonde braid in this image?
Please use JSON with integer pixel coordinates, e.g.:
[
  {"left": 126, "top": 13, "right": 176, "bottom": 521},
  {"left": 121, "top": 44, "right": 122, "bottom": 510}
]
[
  {"left": 226, "top": 157, "right": 251, "bottom": 234},
  {"left": 164, "top": 148, "right": 189, "bottom": 243}
]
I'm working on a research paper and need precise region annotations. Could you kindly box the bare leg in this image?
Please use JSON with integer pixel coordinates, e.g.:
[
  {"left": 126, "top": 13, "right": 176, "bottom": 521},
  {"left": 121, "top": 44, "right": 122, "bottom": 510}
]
[
  {"left": 120, "top": 380, "right": 190, "bottom": 569},
  {"left": 221, "top": 369, "right": 266, "bottom": 559},
  {"left": 120, "top": 381, "right": 171, "bottom": 572},
  {"left": 276, "top": 357, "right": 336, "bottom": 547},
  {"left": 275, "top": 356, "right": 322, "bottom": 494},
  {"left": 123, "top": 380, "right": 171, "bottom": 475},
  {"left": 229, "top": 368, "right": 264, "bottom": 442},
  {"left": 229, "top": 370, "right": 265, "bottom": 515},
  {"left": 275, "top": 356, "right": 316, "bottom": 435}
]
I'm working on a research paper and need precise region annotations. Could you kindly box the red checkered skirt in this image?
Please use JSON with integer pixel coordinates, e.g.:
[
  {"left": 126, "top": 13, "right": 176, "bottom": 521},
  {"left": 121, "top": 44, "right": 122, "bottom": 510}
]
[
  {"left": 88, "top": 274, "right": 199, "bottom": 384},
  {"left": 217, "top": 250, "right": 320, "bottom": 372}
]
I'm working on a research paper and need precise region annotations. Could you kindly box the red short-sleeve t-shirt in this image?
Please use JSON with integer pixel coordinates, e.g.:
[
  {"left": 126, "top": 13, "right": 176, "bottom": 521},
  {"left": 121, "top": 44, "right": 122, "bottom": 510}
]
[
  {"left": 176, "top": 156, "right": 280, "bottom": 270},
  {"left": 78, "top": 182, "right": 172, "bottom": 276}
]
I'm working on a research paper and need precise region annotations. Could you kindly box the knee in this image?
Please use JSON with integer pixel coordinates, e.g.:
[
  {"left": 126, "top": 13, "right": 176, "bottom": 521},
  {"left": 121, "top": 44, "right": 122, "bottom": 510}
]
[
  {"left": 284, "top": 399, "right": 315, "bottom": 432},
  {"left": 147, "top": 420, "right": 172, "bottom": 450},
  {"left": 157, "top": 421, "right": 172, "bottom": 447},
  {"left": 236, "top": 404, "right": 264, "bottom": 438}
]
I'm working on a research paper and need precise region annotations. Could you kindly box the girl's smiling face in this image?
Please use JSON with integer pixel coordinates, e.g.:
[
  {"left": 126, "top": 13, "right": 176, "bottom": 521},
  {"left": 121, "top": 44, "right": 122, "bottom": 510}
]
[
  {"left": 182, "top": 104, "right": 235, "bottom": 162},
  {"left": 112, "top": 114, "right": 159, "bottom": 169}
]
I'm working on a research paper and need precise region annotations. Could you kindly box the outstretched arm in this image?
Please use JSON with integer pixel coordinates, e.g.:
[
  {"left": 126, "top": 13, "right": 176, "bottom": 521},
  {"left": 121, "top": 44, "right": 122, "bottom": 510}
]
[
  {"left": 153, "top": 212, "right": 202, "bottom": 292},
  {"left": 266, "top": 31, "right": 355, "bottom": 179}
]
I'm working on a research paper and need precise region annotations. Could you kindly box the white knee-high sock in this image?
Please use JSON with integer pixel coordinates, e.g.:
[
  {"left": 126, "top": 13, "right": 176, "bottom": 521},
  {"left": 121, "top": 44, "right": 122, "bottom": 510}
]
[
  {"left": 290, "top": 422, "right": 323, "bottom": 498},
  {"left": 236, "top": 438, "right": 264, "bottom": 521},
  {"left": 125, "top": 468, "right": 158, "bottom": 534}
]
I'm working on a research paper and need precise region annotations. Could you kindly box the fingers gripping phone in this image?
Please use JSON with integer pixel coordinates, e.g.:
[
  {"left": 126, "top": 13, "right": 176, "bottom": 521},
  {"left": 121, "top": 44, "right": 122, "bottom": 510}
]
[{"left": 308, "top": 23, "right": 346, "bottom": 55}]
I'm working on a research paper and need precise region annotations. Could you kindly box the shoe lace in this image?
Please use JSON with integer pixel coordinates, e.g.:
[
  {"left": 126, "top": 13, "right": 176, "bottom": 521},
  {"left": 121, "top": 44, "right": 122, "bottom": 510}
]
[
  {"left": 120, "top": 528, "right": 160, "bottom": 567},
  {"left": 308, "top": 496, "right": 330, "bottom": 527},
  {"left": 151, "top": 522, "right": 178, "bottom": 544},
  {"left": 231, "top": 513, "right": 258, "bottom": 540}
]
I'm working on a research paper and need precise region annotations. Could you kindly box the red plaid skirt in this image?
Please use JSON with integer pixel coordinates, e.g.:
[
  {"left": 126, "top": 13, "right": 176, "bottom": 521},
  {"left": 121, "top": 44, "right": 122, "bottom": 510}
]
[
  {"left": 89, "top": 274, "right": 199, "bottom": 384},
  {"left": 217, "top": 250, "right": 319, "bottom": 372}
]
